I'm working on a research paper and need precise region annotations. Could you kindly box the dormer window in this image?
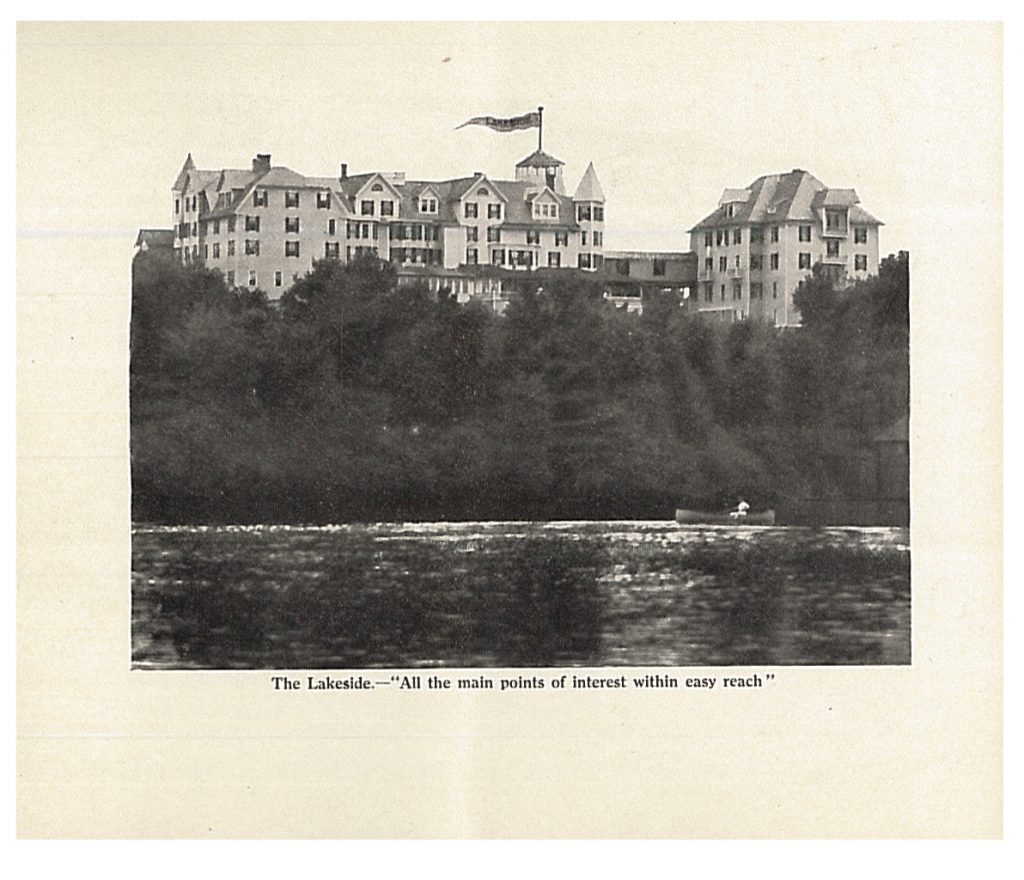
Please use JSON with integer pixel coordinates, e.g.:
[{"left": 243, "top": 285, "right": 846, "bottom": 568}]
[
  {"left": 317, "top": 191, "right": 331, "bottom": 209},
  {"left": 726, "top": 204, "right": 734, "bottom": 217},
  {"left": 420, "top": 198, "right": 437, "bottom": 214},
  {"left": 533, "top": 202, "right": 559, "bottom": 220},
  {"left": 254, "top": 189, "right": 268, "bottom": 207}
]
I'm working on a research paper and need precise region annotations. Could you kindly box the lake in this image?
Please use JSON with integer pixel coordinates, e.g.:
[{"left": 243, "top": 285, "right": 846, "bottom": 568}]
[{"left": 132, "top": 521, "right": 911, "bottom": 669}]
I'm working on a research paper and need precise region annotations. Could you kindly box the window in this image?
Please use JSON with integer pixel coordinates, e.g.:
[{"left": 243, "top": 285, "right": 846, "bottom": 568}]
[
  {"left": 527, "top": 229, "right": 540, "bottom": 245},
  {"left": 191, "top": 196, "right": 197, "bottom": 211},
  {"left": 716, "top": 230, "right": 723, "bottom": 246},
  {"left": 285, "top": 217, "right": 300, "bottom": 233},
  {"left": 577, "top": 205, "right": 592, "bottom": 222},
  {"left": 704, "top": 232, "right": 713, "bottom": 248},
  {"left": 726, "top": 204, "right": 734, "bottom": 218},
  {"left": 555, "top": 231, "right": 568, "bottom": 247},
  {"left": 799, "top": 252, "right": 812, "bottom": 269},
  {"left": 751, "top": 282, "right": 763, "bottom": 299},
  {"left": 750, "top": 226, "right": 763, "bottom": 243},
  {"left": 733, "top": 280, "right": 743, "bottom": 300},
  {"left": 487, "top": 227, "right": 501, "bottom": 243},
  {"left": 825, "top": 210, "right": 846, "bottom": 232},
  {"left": 466, "top": 227, "right": 479, "bottom": 243},
  {"left": 420, "top": 198, "right": 437, "bottom": 213},
  {"left": 653, "top": 259, "right": 666, "bottom": 277},
  {"left": 770, "top": 252, "right": 779, "bottom": 271},
  {"left": 491, "top": 248, "right": 505, "bottom": 266},
  {"left": 249, "top": 270, "right": 257, "bottom": 287},
  {"left": 750, "top": 254, "right": 763, "bottom": 270},
  {"left": 854, "top": 226, "right": 868, "bottom": 244},
  {"left": 254, "top": 190, "right": 268, "bottom": 207},
  {"left": 213, "top": 220, "right": 220, "bottom": 235},
  {"left": 226, "top": 271, "right": 234, "bottom": 286},
  {"left": 381, "top": 200, "right": 394, "bottom": 217},
  {"left": 191, "top": 223, "right": 197, "bottom": 236},
  {"left": 703, "top": 282, "right": 713, "bottom": 302},
  {"left": 548, "top": 252, "right": 561, "bottom": 268},
  {"left": 799, "top": 225, "right": 812, "bottom": 242},
  {"left": 245, "top": 215, "right": 260, "bottom": 232},
  {"left": 285, "top": 241, "right": 300, "bottom": 257},
  {"left": 723, "top": 229, "right": 730, "bottom": 246},
  {"left": 734, "top": 228, "right": 742, "bottom": 244},
  {"left": 244, "top": 239, "right": 259, "bottom": 256},
  {"left": 361, "top": 200, "right": 374, "bottom": 216},
  {"left": 593, "top": 231, "right": 603, "bottom": 246},
  {"left": 464, "top": 202, "right": 478, "bottom": 219},
  {"left": 174, "top": 198, "right": 180, "bottom": 214},
  {"left": 275, "top": 271, "right": 283, "bottom": 287},
  {"left": 317, "top": 191, "right": 331, "bottom": 209},
  {"left": 212, "top": 242, "right": 220, "bottom": 258},
  {"left": 372, "top": 183, "right": 384, "bottom": 193},
  {"left": 578, "top": 253, "right": 592, "bottom": 269},
  {"left": 826, "top": 239, "right": 840, "bottom": 258},
  {"left": 721, "top": 285, "right": 726, "bottom": 301},
  {"left": 410, "top": 225, "right": 422, "bottom": 241},
  {"left": 719, "top": 256, "right": 728, "bottom": 272},
  {"left": 227, "top": 240, "right": 236, "bottom": 256},
  {"left": 772, "top": 281, "right": 778, "bottom": 299},
  {"left": 477, "top": 187, "right": 489, "bottom": 196},
  {"left": 285, "top": 191, "right": 300, "bottom": 208},
  {"left": 328, "top": 219, "right": 337, "bottom": 236},
  {"left": 488, "top": 204, "right": 502, "bottom": 220},
  {"left": 466, "top": 248, "right": 478, "bottom": 265},
  {"left": 593, "top": 206, "right": 604, "bottom": 222},
  {"left": 325, "top": 242, "right": 340, "bottom": 259},
  {"left": 735, "top": 255, "right": 741, "bottom": 269},
  {"left": 581, "top": 231, "right": 588, "bottom": 246},
  {"left": 855, "top": 254, "right": 868, "bottom": 271},
  {"left": 771, "top": 226, "right": 779, "bottom": 243},
  {"left": 228, "top": 216, "right": 236, "bottom": 233}
]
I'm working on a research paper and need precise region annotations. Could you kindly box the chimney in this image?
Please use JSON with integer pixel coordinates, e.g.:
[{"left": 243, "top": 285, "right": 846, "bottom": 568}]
[
  {"left": 252, "top": 153, "right": 271, "bottom": 174},
  {"left": 340, "top": 163, "right": 348, "bottom": 180}
]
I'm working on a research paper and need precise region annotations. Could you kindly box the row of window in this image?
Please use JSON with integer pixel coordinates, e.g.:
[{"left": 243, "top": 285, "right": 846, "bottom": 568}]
[
  {"left": 706, "top": 251, "right": 870, "bottom": 272},
  {"left": 576, "top": 205, "right": 605, "bottom": 222},
  {"left": 200, "top": 239, "right": 304, "bottom": 259},
  {"left": 702, "top": 280, "right": 781, "bottom": 303},
  {"left": 704, "top": 225, "right": 869, "bottom": 247}
]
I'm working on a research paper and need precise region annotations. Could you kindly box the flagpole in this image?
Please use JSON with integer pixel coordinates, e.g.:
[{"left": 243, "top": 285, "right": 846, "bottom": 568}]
[{"left": 538, "top": 106, "right": 544, "bottom": 152}]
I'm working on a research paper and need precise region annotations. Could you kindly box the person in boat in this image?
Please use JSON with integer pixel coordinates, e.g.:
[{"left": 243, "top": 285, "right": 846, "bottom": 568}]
[{"left": 730, "top": 499, "right": 751, "bottom": 519}]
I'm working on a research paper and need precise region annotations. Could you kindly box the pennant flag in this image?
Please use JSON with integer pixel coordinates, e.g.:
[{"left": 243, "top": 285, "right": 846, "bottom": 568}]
[{"left": 456, "top": 111, "right": 541, "bottom": 132}]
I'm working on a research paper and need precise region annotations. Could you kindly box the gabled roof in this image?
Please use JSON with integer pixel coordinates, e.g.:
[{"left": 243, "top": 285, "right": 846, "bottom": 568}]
[
  {"left": 573, "top": 162, "right": 605, "bottom": 203},
  {"left": 172, "top": 154, "right": 195, "bottom": 191},
  {"left": 255, "top": 166, "right": 308, "bottom": 188},
  {"left": 690, "top": 169, "right": 882, "bottom": 230},
  {"left": 135, "top": 228, "right": 175, "bottom": 249},
  {"left": 516, "top": 149, "right": 564, "bottom": 168}
]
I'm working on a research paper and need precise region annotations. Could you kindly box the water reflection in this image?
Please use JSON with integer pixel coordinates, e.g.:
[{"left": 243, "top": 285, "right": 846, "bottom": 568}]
[{"left": 132, "top": 522, "right": 910, "bottom": 669}]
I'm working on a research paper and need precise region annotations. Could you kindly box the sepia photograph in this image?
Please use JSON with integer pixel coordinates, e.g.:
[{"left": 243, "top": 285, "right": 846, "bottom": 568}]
[
  {"left": 126, "top": 22, "right": 910, "bottom": 671},
  {"left": 17, "top": 19, "right": 1002, "bottom": 840}
]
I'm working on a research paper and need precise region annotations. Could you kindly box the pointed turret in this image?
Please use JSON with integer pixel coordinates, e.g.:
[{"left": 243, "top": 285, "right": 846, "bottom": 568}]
[
  {"left": 573, "top": 162, "right": 605, "bottom": 203},
  {"left": 173, "top": 153, "right": 195, "bottom": 191}
]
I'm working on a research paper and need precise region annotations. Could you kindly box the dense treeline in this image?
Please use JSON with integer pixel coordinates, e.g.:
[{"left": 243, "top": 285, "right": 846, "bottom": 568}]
[{"left": 130, "top": 250, "right": 909, "bottom": 523}]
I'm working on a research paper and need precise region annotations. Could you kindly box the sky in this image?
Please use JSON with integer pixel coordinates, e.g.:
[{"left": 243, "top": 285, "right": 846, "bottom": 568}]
[{"left": 16, "top": 20, "right": 1002, "bottom": 283}]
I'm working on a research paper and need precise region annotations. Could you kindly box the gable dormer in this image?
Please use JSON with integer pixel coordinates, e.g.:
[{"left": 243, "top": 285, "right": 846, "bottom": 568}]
[
  {"left": 460, "top": 174, "right": 507, "bottom": 223},
  {"left": 528, "top": 186, "right": 561, "bottom": 221},
  {"left": 417, "top": 185, "right": 441, "bottom": 215},
  {"left": 354, "top": 173, "right": 402, "bottom": 220}
]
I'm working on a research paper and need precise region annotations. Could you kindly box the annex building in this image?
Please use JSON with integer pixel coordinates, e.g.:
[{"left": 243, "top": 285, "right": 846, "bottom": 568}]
[
  {"left": 688, "top": 169, "right": 882, "bottom": 326},
  {"left": 169, "top": 150, "right": 607, "bottom": 300}
]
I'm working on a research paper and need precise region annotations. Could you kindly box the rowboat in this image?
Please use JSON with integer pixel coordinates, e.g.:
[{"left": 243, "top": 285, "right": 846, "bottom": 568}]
[{"left": 675, "top": 508, "right": 776, "bottom": 525}]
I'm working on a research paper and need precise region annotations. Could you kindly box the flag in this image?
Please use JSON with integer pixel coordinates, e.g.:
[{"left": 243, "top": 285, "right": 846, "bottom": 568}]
[{"left": 456, "top": 111, "right": 540, "bottom": 133}]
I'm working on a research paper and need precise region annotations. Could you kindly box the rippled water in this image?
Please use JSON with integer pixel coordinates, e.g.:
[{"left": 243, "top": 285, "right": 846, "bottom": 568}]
[{"left": 132, "top": 521, "right": 911, "bottom": 669}]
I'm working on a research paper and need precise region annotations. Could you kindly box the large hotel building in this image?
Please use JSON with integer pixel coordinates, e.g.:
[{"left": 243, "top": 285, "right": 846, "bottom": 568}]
[
  {"left": 169, "top": 150, "right": 606, "bottom": 302},
  {"left": 688, "top": 169, "right": 882, "bottom": 326},
  {"left": 153, "top": 152, "right": 881, "bottom": 326}
]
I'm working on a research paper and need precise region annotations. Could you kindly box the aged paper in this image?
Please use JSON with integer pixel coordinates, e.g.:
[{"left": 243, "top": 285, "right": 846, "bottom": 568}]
[{"left": 17, "top": 21, "right": 1001, "bottom": 838}]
